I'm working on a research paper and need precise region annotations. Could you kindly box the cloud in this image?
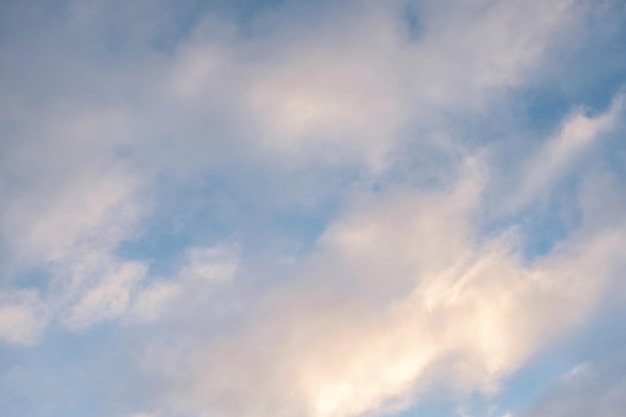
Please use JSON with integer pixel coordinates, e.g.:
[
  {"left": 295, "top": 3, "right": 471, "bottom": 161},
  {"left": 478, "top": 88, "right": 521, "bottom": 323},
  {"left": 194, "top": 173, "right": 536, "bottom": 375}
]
[
  {"left": 62, "top": 259, "right": 148, "bottom": 330},
  {"left": 154, "top": 0, "right": 591, "bottom": 170},
  {"left": 522, "top": 359, "right": 626, "bottom": 417},
  {"left": 137, "top": 159, "right": 626, "bottom": 417},
  {"left": 0, "top": 1, "right": 625, "bottom": 417},
  {"left": 503, "top": 92, "right": 624, "bottom": 211},
  {"left": 0, "top": 290, "right": 48, "bottom": 345},
  {"left": 130, "top": 244, "right": 238, "bottom": 322},
  {"left": 0, "top": 84, "right": 148, "bottom": 340}
]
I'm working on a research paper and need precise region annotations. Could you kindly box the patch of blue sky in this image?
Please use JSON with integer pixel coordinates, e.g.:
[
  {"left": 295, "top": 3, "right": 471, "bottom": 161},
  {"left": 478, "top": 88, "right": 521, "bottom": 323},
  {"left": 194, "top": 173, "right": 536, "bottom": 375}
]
[
  {"left": 569, "top": 296, "right": 626, "bottom": 362},
  {"left": 478, "top": 102, "right": 625, "bottom": 262},
  {"left": 519, "top": 79, "right": 625, "bottom": 138},
  {"left": 394, "top": 397, "right": 458, "bottom": 417},
  {"left": 500, "top": 299, "right": 626, "bottom": 416},
  {"left": 149, "top": 0, "right": 345, "bottom": 53},
  {"left": 0, "top": 267, "right": 50, "bottom": 294},
  {"left": 394, "top": 387, "right": 511, "bottom": 417},
  {"left": 0, "top": 322, "right": 145, "bottom": 417},
  {"left": 399, "top": 1, "right": 422, "bottom": 42},
  {"left": 117, "top": 162, "right": 353, "bottom": 278},
  {"left": 506, "top": 175, "right": 583, "bottom": 261},
  {"left": 491, "top": 340, "right": 582, "bottom": 416},
  {"left": 519, "top": 20, "right": 626, "bottom": 133},
  {"left": 471, "top": 180, "right": 575, "bottom": 265},
  {"left": 604, "top": 134, "right": 626, "bottom": 179}
]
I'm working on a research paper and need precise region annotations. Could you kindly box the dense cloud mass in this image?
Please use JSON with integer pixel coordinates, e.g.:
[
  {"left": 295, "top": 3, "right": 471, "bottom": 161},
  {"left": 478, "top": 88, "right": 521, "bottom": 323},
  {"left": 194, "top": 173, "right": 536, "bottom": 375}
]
[{"left": 1, "top": 1, "right": 626, "bottom": 417}]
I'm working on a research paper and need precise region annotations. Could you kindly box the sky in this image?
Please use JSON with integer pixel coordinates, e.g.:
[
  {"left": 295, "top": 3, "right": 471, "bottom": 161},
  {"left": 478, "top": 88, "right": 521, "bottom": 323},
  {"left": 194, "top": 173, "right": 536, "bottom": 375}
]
[{"left": 1, "top": 0, "right": 626, "bottom": 416}]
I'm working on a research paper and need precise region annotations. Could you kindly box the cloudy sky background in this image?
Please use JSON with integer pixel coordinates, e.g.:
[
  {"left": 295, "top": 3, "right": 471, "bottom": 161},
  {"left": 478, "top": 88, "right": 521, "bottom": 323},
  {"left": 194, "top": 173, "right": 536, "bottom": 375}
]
[{"left": 1, "top": 0, "right": 626, "bottom": 416}]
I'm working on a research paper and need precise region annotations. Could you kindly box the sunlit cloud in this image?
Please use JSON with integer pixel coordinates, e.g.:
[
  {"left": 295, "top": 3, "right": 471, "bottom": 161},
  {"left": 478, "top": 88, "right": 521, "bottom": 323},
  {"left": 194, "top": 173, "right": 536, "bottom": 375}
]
[{"left": 0, "top": 1, "right": 625, "bottom": 417}]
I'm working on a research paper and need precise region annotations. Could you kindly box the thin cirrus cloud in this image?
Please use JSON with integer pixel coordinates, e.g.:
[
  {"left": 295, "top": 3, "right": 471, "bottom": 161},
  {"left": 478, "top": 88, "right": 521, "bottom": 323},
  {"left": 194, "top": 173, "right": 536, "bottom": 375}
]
[
  {"left": 502, "top": 93, "right": 624, "bottom": 213},
  {"left": 0, "top": 1, "right": 625, "bottom": 417}
]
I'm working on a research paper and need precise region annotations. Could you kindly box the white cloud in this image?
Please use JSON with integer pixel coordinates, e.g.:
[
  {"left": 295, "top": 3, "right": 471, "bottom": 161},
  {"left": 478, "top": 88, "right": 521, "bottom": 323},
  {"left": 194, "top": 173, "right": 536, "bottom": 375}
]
[
  {"left": 504, "top": 92, "right": 624, "bottom": 211},
  {"left": 130, "top": 244, "right": 238, "bottom": 322},
  {"left": 62, "top": 259, "right": 147, "bottom": 330},
  {"left": 0, "top": 90, "right": 147, "bottom": 339},
  {"left": 139, "top": 162, "right": 626, "bottom": 417},
  {"left": 130, "top": 281, "right": 180, "bottom": 323},
  {"left": 155, "top": 0, "right": 590, "bottom": 171},
  {"left": 0, "top": 290, "right": 48, "bottom": 345},
  {"left": 179, "top": 245, "right": 238, "bottom": 283},
  {"left": 0, "top": 1, "right": 624, "bottom": 417}
]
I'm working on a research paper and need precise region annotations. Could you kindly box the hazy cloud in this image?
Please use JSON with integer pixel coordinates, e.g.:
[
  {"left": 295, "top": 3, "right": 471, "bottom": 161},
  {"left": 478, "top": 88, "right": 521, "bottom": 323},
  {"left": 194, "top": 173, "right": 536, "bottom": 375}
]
[{"left": 0, "top": 1, "right": 625, "bottom": 417}]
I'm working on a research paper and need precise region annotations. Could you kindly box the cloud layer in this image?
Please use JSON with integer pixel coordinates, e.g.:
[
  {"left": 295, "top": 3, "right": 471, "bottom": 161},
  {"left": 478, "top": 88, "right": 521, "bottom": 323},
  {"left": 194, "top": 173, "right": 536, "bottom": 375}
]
[{"left": 1, "top": 1, "right": 625, "bottom": 417}]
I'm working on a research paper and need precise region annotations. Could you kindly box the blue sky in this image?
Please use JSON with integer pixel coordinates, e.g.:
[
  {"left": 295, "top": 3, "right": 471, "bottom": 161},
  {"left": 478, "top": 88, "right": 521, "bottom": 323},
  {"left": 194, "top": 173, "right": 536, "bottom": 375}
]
[{"left": 1, "top": 1, "right": 626, "bottom": 417}]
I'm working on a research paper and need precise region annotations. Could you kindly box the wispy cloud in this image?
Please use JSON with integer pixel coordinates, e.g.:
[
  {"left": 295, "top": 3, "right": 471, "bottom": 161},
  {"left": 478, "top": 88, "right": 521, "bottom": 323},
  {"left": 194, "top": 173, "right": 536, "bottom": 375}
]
[
  {"left": 136, "top": 160, "right": 626, "bottom": 417},
  {"left": 503, "top": 93, "right": 623, "bottom": 212},
  {"left": 0, "top": 1, "right": 625, "bottom": 417}
]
